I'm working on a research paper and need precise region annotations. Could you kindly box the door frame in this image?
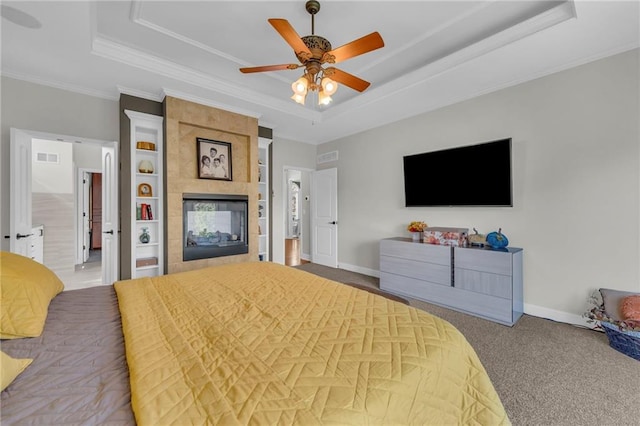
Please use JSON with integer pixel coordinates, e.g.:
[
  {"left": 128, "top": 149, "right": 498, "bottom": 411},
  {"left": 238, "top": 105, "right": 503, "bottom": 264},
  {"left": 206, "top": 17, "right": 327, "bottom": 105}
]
[
  {"left": 10, "top": 128, "right": 119, "bottom": 285},
  {"left": 282, "top": 166, "right": 314, "bottom": 264},
  {"left": 9, "top": 128, "right": 32, "bottom": 256},
  {"left": 76, "top": 168, "right": 101, "bottom": 264}
]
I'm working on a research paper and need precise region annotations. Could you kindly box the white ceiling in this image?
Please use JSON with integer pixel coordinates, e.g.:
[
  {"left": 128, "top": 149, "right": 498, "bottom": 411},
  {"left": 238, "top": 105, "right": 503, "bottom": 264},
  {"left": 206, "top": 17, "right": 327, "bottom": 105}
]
[{"left": 1, "top": 1, "right": 638, "bottom": 145}]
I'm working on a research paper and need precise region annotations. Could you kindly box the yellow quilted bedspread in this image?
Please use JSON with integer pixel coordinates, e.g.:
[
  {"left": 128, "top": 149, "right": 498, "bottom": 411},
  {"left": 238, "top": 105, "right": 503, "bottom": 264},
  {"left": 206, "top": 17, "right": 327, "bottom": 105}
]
[{"left": 114, "top": 262, "right": 510, "bottom": 425}]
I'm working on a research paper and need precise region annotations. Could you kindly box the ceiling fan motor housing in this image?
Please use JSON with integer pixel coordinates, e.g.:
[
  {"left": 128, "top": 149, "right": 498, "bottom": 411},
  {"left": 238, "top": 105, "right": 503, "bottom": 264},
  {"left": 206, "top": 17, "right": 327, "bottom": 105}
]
[
  {"left": 297, "top": 35, "right": 331, "bottom": 62},
  {"left": 305, "top": 1, "right": 320, "bottom": 15}
]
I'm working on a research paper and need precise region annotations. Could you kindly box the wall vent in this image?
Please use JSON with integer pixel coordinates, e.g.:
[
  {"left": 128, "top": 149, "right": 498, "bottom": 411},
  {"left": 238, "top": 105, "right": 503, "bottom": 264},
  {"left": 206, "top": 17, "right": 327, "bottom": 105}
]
[
  {"left": 317, "top": 151, "right": 338, "bottom": 164},
  {"left": 35, "top": 152, "right": 59, "bottom": 164}
]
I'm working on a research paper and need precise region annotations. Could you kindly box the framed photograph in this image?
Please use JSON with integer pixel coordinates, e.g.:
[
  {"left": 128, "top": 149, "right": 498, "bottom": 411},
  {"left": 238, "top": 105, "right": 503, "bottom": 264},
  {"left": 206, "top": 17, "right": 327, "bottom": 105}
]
[{"left": 197, "top": 138, "right": 232, "bottom": 181}]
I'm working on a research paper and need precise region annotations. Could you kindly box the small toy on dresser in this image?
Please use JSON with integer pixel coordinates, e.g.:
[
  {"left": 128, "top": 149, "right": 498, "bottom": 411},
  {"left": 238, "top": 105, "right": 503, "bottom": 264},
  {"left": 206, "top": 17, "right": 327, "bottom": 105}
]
[
  {"left": 486, "top": 228, "right": 509, "bottom": 249},
  {"left": 468, "top": 228, "right": 487, "bottom": 247}
]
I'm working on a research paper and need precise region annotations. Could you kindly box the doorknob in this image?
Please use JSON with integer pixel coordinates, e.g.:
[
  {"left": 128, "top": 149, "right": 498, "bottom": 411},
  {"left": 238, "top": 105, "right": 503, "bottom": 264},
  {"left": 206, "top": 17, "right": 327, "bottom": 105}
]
[
  {"left": 16, "top": 233, "right": 33, "bottom": 239},
  {"left": 329, "top": 221, "right": 337, "bottom": 225},
  {"left": 103, "top": 230, "right": 114, "bottom": 234}
]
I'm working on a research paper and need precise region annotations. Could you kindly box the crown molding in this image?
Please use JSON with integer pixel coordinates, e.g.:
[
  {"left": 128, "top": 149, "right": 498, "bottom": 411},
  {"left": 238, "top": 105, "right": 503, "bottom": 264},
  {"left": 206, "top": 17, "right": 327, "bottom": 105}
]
[
  {"left": 117, "top": 85, "right": 165, "bottom": 102},
  {"left": 322, "top": 0, "right": 576, "bottom": 123},
  {"left": 1, "top": 70, "right": 119, "bottom": 101},
  {"left": 129, "top": 1, "right": 309, "bottom": 88},
  {"left": 131, "top": 1, "right": 244, "bottom": 67},
  {"left": 90, "top": 36, "right": 319, "bottom": 121},
  {"left": 363, "top": 0, "right": 492, "bottom": 74}
]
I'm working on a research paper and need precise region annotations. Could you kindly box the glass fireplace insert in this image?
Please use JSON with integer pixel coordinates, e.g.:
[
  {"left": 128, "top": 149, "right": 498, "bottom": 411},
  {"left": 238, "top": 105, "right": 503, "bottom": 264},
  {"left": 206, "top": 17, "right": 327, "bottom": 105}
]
[{"left": 183, "top": 193, "right": 248, "bottom": 261}]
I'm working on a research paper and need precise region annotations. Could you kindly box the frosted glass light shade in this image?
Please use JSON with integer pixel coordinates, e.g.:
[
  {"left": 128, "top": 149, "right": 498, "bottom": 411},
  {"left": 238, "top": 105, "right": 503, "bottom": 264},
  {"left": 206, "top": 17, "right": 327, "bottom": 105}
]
[
  {"left": 321, "top": 77, "right": 337, "bottom": 95},
  {"left": 318, "top": 90, "right": 332, "bottom": 105},
  {"left": 291, "top": 77, "right": 308, "bottom": 95},
  {"left": 291, "top": 93, "right": 306, "bottom": 105}
]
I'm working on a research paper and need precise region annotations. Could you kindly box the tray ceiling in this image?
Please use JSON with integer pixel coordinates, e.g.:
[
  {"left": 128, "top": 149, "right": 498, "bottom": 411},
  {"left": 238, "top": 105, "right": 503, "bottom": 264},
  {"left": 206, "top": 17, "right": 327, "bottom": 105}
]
[{"left": 1, "top": 1, "right": 638, "bottom": 144}]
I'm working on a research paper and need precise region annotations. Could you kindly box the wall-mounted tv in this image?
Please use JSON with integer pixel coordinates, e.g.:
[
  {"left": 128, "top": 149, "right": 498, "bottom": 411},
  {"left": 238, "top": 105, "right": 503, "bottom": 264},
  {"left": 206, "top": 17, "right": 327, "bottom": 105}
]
[{"left": 403, "top": 138, "right": 512, "bottom": 207}]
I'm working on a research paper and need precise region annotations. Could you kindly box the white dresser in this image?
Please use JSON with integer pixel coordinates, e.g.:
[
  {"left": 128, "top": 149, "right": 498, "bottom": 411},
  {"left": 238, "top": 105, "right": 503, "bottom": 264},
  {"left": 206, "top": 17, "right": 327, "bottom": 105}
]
[{"left": 380, "top": 237, "right": 523, "bottom": 326}]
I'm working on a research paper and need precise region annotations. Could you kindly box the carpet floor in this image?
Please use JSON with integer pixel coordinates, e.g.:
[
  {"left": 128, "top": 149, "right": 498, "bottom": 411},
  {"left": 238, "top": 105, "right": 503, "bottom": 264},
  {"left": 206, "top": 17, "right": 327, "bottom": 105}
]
[{"left": 294, "top": 262, "right": 640, "bottom": 426}]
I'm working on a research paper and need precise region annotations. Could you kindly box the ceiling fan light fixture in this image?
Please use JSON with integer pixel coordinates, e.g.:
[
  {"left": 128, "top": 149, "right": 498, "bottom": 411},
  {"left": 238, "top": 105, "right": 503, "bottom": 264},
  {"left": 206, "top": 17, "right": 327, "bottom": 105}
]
[
  {"left": 318, "top": 90, "right": 332, "bottom": 106},
  {"left": 291, "top": 77, "right": 309, "bottom": 95},
  {"left": 245, "top": 1, "right": 384, "bottom": 107},
  {"left": 291, "top": 92, "right": 306, "bottom": 105},
  {"left": 321, "top": 77, "right": 337, "bottom": 95}
]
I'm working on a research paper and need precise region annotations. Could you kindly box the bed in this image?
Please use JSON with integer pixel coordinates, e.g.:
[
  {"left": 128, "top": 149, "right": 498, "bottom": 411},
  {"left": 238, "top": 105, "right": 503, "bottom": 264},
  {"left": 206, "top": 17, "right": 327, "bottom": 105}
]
[{"left": 1, "top": 253, "right": 510, "bottom": 425}]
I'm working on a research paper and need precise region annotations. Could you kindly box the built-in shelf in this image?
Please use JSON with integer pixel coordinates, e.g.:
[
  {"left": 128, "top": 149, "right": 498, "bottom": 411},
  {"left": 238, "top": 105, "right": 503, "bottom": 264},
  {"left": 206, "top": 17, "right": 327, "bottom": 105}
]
[
  {"left": 258, "top": 137, "right": 271, "bottom": 261},
  {"left": 126, "top": 110, "right": 164, "bottom": 279}
]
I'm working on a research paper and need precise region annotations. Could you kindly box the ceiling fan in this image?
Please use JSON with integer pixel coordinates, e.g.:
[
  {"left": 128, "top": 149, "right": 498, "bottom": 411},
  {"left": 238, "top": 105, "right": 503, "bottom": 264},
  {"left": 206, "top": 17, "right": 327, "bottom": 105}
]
[{"left": 239, "top": 0, "right": 384, "bottom": 105}]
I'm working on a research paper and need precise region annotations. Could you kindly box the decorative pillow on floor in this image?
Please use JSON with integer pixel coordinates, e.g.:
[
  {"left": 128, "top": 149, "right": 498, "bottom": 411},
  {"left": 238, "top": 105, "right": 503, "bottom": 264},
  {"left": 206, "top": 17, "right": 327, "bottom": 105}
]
[
  {"left": 621, "top": 295, "right": 640, "bottom": 322},
  {"left": 599, "top": 288, "right": 639, "bottom": 322},
  {"left": 1, "top": 350, "right": 32, "bottom": 391},
  {"left": 0, "top": 251, "right": 64, "bottom": 339}
]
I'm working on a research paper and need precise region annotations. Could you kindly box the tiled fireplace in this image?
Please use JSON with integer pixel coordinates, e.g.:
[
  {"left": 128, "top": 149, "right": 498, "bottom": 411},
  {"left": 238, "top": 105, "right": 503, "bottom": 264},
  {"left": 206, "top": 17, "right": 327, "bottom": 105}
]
[
  {"left": 183, "top": 193, "right": 248, "bottom": 261},
  {"left": 164, "top": 95, "right": 258, "bottom": 274}
]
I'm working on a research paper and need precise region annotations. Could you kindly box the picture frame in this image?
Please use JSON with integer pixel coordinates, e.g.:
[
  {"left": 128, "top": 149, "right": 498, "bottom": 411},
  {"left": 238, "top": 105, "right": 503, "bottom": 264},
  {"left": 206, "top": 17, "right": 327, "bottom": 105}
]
[
  {"left": 137, "top": 183, "right": 153, "bottom": 197},
  {"left": 197, "top": 138, "right": 232, "bottom": 181}
]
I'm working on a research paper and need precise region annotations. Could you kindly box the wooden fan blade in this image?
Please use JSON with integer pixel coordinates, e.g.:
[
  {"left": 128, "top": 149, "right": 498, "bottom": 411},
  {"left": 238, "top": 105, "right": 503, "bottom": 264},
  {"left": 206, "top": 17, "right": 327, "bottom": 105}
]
[
  {"left": 268, "top": 18, "right": 312, "bottom": 57},
  {"left": 327, "top": 32, "right": 384, "bottom": 64},
  {"left": 327, "top": 68, "right": 371, "bottom": 92},
  {"left": 240, "top": 64, "right": 300, "bottom": 73}
]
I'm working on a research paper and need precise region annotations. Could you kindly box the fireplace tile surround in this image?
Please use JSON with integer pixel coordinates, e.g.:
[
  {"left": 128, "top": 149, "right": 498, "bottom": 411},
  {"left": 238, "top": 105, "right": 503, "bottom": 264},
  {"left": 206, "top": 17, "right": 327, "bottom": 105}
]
[{"left": 164, "top": 96, "right": 259, "bottom": 273}]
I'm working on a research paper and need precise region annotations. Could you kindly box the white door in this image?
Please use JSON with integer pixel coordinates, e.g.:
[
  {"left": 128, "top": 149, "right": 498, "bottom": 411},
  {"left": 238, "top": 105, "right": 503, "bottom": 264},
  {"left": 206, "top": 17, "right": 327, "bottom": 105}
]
[
  {"left": 102, "top": 143, "right": 119, "bottom": 285},
  {"left": 311, "top": 168, "right": 338, "bottom": 267},
  {"left": 9, "top": 128, "right": 33, "bottom": 256},
  {"left": 82, "top": 171, "right": 91, "bottom": 262}
]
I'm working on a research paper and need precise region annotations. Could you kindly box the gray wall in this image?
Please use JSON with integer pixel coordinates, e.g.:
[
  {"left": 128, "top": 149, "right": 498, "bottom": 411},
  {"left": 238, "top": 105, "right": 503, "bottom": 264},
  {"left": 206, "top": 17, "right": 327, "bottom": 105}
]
[
  {"left": 1, "top": 76, "right": 119, "bottom": 251},
  {"left": 317, "top": 48, "right": 640, "bottom": 324},
  {"left": 270, "top": 137, "right": 317, "bottom": 264}
]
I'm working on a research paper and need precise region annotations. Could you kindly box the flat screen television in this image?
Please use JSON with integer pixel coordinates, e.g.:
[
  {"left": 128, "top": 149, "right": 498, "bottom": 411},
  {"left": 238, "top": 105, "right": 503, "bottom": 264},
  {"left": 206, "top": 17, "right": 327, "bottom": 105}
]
[{"left": 403, "top": 138, "right": 512, "bottom": 207}]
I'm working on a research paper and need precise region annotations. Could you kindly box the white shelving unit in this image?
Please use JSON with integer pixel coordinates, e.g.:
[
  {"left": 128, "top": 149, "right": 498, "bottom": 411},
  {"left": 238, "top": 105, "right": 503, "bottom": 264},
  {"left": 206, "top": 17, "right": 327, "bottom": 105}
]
[
  {"left": 258, "top": 137, "right": 271, "bottom": 261},
  {"left": 125, "top": 110, "right": 164, "bottom": 278}
]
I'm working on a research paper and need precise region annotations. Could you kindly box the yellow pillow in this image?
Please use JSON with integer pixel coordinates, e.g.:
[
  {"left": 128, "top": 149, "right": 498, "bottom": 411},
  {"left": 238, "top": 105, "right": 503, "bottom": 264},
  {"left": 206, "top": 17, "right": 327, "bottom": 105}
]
[
  {"left": 1, "top": 350, "right": 32, "bottom": 391},
  {"left": 0, "top": 251, "right": 64, "bottom": 339}
]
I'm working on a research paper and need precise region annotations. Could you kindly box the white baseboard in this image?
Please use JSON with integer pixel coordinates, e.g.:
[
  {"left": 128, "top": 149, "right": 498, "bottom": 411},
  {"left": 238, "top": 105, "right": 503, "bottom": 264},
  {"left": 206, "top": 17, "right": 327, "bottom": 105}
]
[
  {"left": 337, "top": 262, "right": 380, "bottom": 279},
  {"left": 523, "top": 303, "right": 596, "bottom": 329},
  {"left": 335, "top": 263, "right": 594, "bottom": 329},
  {"left": 301, "top": 252, "right": 311, "bottom": 261}
]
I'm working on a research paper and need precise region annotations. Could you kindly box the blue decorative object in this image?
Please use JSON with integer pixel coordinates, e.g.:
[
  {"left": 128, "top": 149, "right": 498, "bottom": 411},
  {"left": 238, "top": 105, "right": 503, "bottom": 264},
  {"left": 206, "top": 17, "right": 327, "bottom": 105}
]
[{"left": 486, "top": 228, "right": 509, "bottom": 248}]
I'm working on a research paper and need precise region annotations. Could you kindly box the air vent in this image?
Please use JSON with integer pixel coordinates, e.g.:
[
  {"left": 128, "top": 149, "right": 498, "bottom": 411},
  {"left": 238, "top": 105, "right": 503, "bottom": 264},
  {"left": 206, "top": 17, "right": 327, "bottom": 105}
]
[
  {"left": 35, "top": 152, "right": 59, "bottom": 164},
  {"left": 317, "top": 151, "right": 338, "bottom": 164}
]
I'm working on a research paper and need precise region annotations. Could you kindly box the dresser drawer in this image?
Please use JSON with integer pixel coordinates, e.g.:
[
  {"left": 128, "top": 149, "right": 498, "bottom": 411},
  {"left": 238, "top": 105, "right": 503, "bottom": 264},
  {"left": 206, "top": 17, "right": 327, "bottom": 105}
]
[
  {"left": 454, "top": 247, "right": 512, "bottom": 276},
  {"left": 381, "top": 239, "right": 451, "bottom": 266},
  {"left": 380, "top": 271, "right": 455, "bottom": 302},
  {"left": 380, "top": 255, "right": 451, "bottom": 286},
  {"left": 454, "top": 268, "right": 512, "bottom": 299}
]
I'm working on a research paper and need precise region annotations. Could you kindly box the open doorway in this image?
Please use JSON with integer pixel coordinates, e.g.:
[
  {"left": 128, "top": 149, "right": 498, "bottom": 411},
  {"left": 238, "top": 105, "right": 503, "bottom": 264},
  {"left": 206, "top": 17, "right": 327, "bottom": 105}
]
[
  {"left": 283, "top": 167, "right": 312, "bottom": 266},
  {"left": 10, "top": 129, "right": 119, "bottom": 290},
  {"left": 77, "top": 169, "right": 103, "bottom": 269}
]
